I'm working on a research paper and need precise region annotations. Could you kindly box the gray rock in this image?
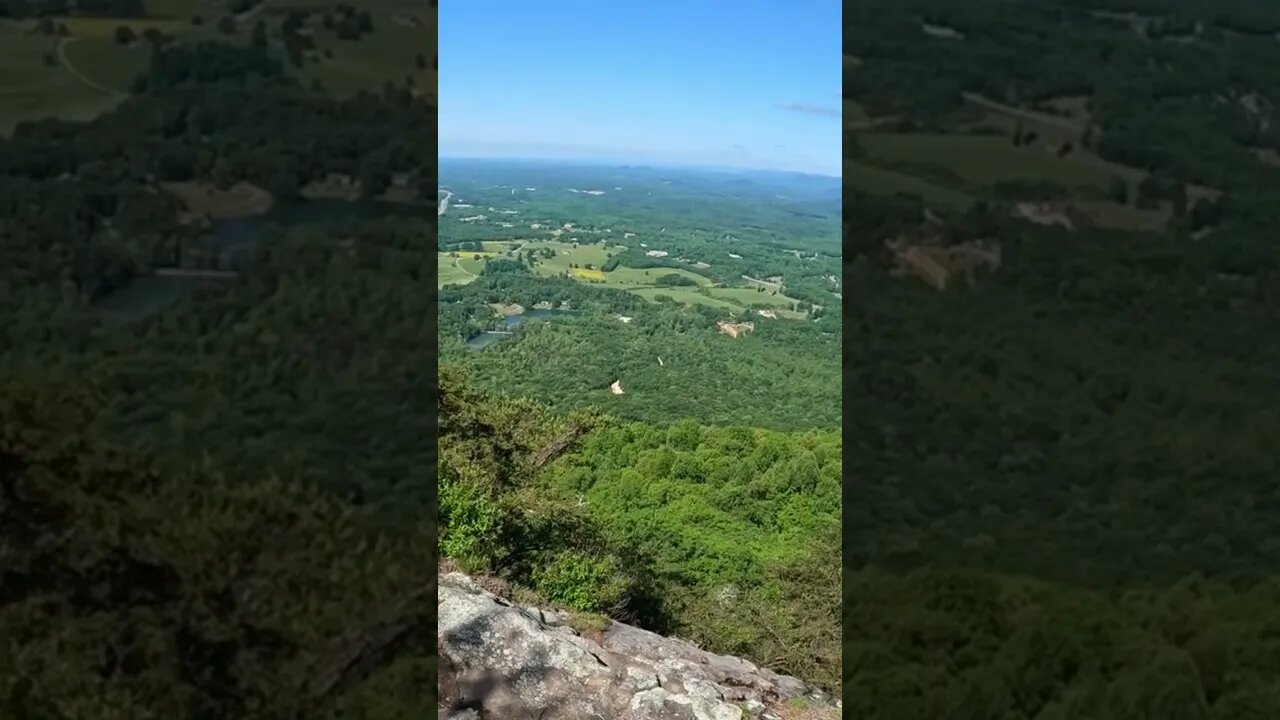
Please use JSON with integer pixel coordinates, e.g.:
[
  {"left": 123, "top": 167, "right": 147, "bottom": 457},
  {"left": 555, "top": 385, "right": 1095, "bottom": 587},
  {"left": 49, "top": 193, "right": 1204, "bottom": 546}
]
[{"left": 438, "top": 572, "right": 836, "bottom": 719}]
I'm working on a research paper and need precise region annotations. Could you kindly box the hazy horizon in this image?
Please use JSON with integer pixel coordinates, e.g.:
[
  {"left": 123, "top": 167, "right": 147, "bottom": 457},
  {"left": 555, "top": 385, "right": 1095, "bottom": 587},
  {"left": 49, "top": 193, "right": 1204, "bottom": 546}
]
[
  {"left": 440, "top": 1, "right": 841, "bottom": 177},
  {"left": 437, "top": 153, "right": 844, "bottom": 181}
]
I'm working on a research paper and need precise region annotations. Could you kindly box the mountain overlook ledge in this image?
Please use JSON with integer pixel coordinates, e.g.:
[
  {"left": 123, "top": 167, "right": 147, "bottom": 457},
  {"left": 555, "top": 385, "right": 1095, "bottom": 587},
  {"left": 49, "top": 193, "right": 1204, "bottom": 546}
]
[{"left": 437, "top": 572, "right": 840, "bottom": 720}]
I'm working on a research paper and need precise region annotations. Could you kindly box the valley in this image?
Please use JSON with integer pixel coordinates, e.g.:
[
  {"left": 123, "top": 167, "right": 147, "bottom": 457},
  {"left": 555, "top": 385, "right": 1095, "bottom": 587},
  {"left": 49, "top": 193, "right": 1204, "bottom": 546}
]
[
  {"left": 845, "top": 1, "right": 1280, "bottom": 717},
  {"left": 437, "top": 159, "right": 842, "bottom": 429}
]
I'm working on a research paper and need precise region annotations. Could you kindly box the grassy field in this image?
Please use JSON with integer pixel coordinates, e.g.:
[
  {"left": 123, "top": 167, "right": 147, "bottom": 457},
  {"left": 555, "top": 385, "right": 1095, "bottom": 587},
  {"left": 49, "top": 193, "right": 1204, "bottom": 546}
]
[
  {"left": 290, "top": 12, "right": 435, "bottom": 99},
  {"left": 56, "top": 17, "right": 191, "bottom": 36},
  {"left": 523, "top": 240, "right": 621, "bottom": 271},
  {"left": 441, "top": 238, "right": 807, "bottom": 317},
  {"left": 858, "top": 133, "right": 1124, "bottom": 189},
  {"left": 570, "top": 267, "right": 606, "bottom": 281},
  {"left": 0, "top": 24, "right": 124, "bottom": 133},
  {"left": 846, "top": 158, "right": 973, "bottom": 208},
  {"left": 705, "top": 286, "right": 799, "bottom": 308},
  {"left": 62, "top": 37, "right": 152, "bottom": 92},
  {"left": 848, "top": 92, "right": 1202, "bottom": 232},
  {"left": 1073, "top": 200, "right": 1171, "bottom": 232},
  {"left": 629, "top": 287, "right": 744, "bottom": 311},
  {"left": 161, "top": 180, "right": 274, "bottom": 218},
  {"left": 0, "top": 0, "right": 435, "bottom": 132},
  {"left": 457, "top": 257, "right": 487, "bottom": 275},
  {"left": 600, "top": 267, "right": 712, "bottom": 288},
  {"left": 967, "top": 109, "right": 1081, "bottom": 147},
  {"left": 438, "top": 254, "right": 477, "bottom": 288},
  {"left": 143, "top": 0, "right": 208, "bottom": 19}
]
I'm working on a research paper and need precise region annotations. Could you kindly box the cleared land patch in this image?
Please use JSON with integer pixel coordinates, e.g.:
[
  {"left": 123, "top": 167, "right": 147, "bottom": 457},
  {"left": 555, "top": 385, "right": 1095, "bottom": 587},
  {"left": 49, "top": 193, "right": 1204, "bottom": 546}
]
[
  {"left": 457, "top": 257, "right": 487, "bottom": 276},
  {"left": 0, "top": 24, "right": 123, "bottom": 134},
  {"left": 571, "top": 268, "right": 606, "bottom": 281},
  {"left": 846, "top": 158, "right": 973, "bottom": 208},
  {"left": 283, "top": 5, "right": 436, "bottom": 101},
  {"left": 858, "top": 133, "right": 1120, "bottom": 189},
  {"left": 143, "top": 0, "right": 208, "bottom": 18},
  {"left": 523, "top": 240, "right": 620, "bottom": 271},
  {"left": 161, "top": 180, "right": 274, "bottom": 219},
  {"left": 438, "top": 255, "right": 475, "bottom": 287},
  {"left": 61, "top": 37, "right": 152, "bottom": 93},
  {"left": 0, "top": 2, "right": 436, "bottom": 128},
  {"left": 705, "top": 286, "right": 801, "bottom": 309},
  {"left": 630, "top": 287, "right": 743, "bottom": 310},
  {"left": 450, "top": 237, "right": 808, "bottom": 317},
  {"left": 1072, "top": 200, "right": 1171, "bottom": 233},
  {"left": 600, "top": 267, "right": 711, "bottom": 288}
]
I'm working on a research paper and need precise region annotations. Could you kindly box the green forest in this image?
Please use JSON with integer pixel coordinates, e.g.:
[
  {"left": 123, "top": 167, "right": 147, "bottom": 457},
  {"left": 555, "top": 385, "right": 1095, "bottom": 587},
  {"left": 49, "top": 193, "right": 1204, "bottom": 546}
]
[
  {"left": 434, "top": 151, "right": 843, "bottom": 692},
  {"left": 439, "top": 270, "right": 841, "bottom": 429},
  {"left": 847, "top": 0, "right": 1280, "bottom": 717},
  {"left": 437, "top": 160, "right": 842, "bottom": 430},
  {"left": 1, "top": 32, "right": 844, "bottom": 720},
  {"left": 437, "top": 369, "right": 842, "bottom": 690},
  {"left": 0, "top": 41, "right": 445, "bottom": 719}
]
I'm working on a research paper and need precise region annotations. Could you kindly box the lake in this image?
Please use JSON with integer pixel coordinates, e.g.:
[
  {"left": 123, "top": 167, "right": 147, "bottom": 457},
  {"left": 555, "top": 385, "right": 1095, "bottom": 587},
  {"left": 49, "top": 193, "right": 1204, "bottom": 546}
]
[{"left": 465, "top": 308, "right": 574, "bottom": 349}]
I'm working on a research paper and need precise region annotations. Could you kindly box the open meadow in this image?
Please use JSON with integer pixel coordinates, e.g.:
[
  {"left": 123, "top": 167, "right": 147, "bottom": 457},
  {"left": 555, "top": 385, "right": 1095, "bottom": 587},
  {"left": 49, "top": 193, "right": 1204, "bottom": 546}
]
[
  {"left": 440, "top": 237, "right": 811, "bottom": 317},
  {"left": 0, "top": 22, "right": 125, "bottom": 133},
  {"left": 845, "top": 87, "right": 1209, "bottom": 232},
  {"left": 0, "top": 0, "right": 435, "bottom": 134},
  {"left": 845, "top": 157, "right": 973, "bottom": 208},
  {"left": 437, "top": 254, "right": 478, "bottom": 287},
  {"left": 857, "top": 132, "right": 1127, "bottom": 190}
]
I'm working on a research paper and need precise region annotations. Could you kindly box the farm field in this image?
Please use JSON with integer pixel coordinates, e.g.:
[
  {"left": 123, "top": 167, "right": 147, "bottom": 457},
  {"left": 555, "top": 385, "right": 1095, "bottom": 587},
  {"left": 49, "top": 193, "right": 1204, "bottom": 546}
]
[
  {"left": 845, "top": 80, "right": 1221, "bottom": 232},
  {"left": 143, "top": 0, "right": 207, "bottom": 18},
  {"left": 522, "top": 240, "right": 622, "bottom": 270},
  {"left": 0, "top": 2, "right": 435, "bottom": 134},
  {"left": 570, "top": 267, "right": 605, "bottom": 281},
  {"left": 457, "top": 257, "right": 486, "bottom": 275},
  {"left": 628, "top": 286, "right": 743, "bottom": 311},
  {"left": 62, "top": 37, "right": 154, "bottom": 93},
  {"left": 705, "top": 286, "right": 800, "bottom": 308},
  {"left": 1072, "top": 200, "right": 1171, "bottom": 233},
  {"left": 597, "top": 266, "right": 712, "bottom": 288},
  {"left": 845, "top": 158, "right": 973, "bottom": 208},
  {"left": 0, "top": 24, "right": 125, "bottom": 133},
  {"left": 857, "top": 132, "right": 1126, "bottom": 190},
  {"left": 437, "top": 254, "right": 478, "bottom": 287},
  {"left": 290, "top": 11, "right": 435, "bottom": 100},
  {"left": 442, "top": 237, "right": 808, "bottom": 316}
]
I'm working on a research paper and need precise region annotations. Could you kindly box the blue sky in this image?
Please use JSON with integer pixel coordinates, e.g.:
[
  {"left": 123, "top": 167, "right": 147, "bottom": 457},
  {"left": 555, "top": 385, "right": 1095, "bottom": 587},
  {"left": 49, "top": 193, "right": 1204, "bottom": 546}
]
[{"left": 439, "top": 1, "right": 841, "bottom": 177}]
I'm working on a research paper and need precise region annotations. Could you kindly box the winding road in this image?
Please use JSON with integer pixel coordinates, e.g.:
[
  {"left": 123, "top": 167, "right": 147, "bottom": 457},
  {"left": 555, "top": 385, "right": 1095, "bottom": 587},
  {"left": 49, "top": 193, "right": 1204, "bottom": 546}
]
[
  {"left": 57, "top": 37, "right": 128, "bottom": 98},
  {"left": 452, "top": 256, "right": 477, "bottom": 278},
  {"left": 961, "top": 92, "right": 1085, "bottom": 133},
  {"left": 57, "top": 0, "right": 273, "bottom": 98},
  {"left": 154, "top": 268, "right": 239, "bottom": 279}
]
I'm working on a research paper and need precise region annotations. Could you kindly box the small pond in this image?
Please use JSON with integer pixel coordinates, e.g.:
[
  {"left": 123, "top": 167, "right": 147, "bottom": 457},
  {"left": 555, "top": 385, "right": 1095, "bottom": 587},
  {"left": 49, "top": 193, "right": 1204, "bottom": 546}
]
[{"left": 465, "top": 308, "right": 574, "bottom": 349}]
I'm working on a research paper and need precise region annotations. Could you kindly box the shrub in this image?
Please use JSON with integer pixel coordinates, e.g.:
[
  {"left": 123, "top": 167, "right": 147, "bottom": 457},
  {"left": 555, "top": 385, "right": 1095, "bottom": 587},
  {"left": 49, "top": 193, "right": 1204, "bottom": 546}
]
[
  {"left": 438, "top": 466, "right": 507, "bottom": 572},
  {"left": 532, "top": 550, "right": 629, "bottom": 613}
]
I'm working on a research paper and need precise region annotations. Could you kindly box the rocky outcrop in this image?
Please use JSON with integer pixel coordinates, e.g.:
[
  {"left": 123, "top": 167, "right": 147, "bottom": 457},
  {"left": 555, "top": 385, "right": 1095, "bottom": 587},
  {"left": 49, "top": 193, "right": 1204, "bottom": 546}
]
[{"left": 438, "top": 572, "right": 839, "bottom": 720}]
